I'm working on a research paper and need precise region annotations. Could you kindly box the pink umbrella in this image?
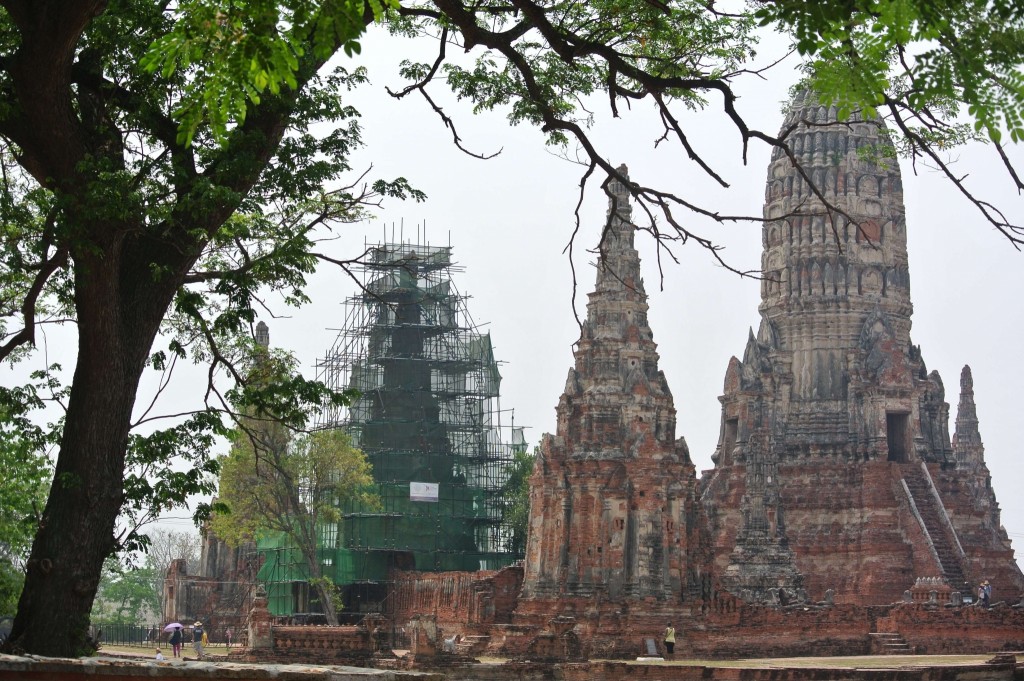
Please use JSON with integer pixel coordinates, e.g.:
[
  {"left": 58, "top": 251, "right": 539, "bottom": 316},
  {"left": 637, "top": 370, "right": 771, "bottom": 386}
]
[{"left": 162, "top": 622, "right": 183, "bottom": 632}]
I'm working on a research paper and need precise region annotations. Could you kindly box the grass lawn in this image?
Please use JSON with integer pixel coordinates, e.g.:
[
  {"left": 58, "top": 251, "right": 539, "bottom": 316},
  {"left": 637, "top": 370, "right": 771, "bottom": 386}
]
[{"left": 96, "top": 643, "right": 233, "bottom": 659}]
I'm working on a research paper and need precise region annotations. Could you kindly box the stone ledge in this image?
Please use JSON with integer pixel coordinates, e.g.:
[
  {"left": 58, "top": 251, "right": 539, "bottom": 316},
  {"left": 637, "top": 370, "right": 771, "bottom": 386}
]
[
  {"left": 1, "top": 654, "right": 1019, "bottom": 681},
  {"left": 0, "top": 653, "right": 444, "bottom": 681}
]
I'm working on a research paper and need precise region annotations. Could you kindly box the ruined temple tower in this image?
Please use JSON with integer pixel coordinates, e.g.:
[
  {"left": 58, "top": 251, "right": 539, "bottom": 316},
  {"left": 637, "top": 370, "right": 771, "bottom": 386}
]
[
  {"left": 519, "top": 166, "right": 701, "bottom": 613},
  {"left": 701, "top": 91, "right": 1023, "bottom": 605}
]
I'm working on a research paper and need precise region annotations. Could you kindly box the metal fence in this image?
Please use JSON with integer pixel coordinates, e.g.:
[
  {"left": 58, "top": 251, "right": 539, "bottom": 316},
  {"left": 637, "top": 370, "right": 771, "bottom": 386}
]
[{"left": 89, "top": 622, "right": 245, "bottom": 649}]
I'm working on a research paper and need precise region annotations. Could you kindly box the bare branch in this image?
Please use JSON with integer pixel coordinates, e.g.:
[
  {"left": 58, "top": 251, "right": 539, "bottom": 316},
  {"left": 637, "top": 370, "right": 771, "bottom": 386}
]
[
  {"left": 0, "top": 242, "right": 68, "bottom": 363},
  {"left": 884, "top": 97, "right": 1024, "bottom": 247},
  {"left": 386, "top": 27, "right": 502, "bottom": 160}
]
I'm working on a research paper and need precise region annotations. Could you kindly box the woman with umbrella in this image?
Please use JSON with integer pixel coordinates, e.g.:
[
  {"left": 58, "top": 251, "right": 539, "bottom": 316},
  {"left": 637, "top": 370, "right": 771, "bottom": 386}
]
[{"left": 164, "top": 623, "right": 183, "bottom": 658}]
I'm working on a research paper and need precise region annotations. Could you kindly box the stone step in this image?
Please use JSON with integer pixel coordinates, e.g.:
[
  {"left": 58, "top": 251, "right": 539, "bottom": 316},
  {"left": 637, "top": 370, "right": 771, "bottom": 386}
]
[
  {"left": 870, "top": 631, "right": 912, "bottom": 655},
  {"left": 455, "top": 635, "right": 490, "bottom": 655},
  {"left": 882, "top": 645, "right": 913, "bottom": 654},
  {"left": 903, "top": 469, "right": 966, "bottom": 586}
]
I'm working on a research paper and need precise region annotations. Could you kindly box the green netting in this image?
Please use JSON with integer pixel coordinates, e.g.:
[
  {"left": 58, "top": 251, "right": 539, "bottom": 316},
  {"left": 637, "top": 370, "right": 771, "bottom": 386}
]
[
  {"left": 262, "top": 241, "right": 526, "bottom": 618},
  {"left": 256, "top": 535, "right": 309, "bottom": 616}
]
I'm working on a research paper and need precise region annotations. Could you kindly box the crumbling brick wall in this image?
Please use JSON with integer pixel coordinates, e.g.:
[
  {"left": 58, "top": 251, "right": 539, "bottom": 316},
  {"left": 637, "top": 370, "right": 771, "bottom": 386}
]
[{"left": 388, "top": 566, "right": 523, "bottom": 636}]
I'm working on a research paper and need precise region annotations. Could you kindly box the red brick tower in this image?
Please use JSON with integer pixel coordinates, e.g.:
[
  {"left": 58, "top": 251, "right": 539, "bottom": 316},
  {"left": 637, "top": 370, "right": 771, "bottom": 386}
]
[
  {"left": 519, "top": 165, "right": 700, "bottom": 614},
  {"left": 701, "top": 91, "right": 1024, "bottom": 605}
]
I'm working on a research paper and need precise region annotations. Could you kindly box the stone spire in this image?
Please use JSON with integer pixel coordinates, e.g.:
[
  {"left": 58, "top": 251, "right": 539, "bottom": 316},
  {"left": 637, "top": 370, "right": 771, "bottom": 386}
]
[
  {"left": 592, "top": 165, "right": 644, "bottom": 303},
  {"left": 760, "top": 90, "right": 913, "bottom": 406},
  {"left": 952, "top": 365, "right": 984, "bottom": 466},
  {"left": 255, "top": 321, "right": 270, "bottom": 349},
  {"left": 699, "top": 91, "right": 1018, "bottom": 606},
  {"left": 554, "top": 163, "right": 676, "bottom": 460},
  {"left": 520, "top": 164, "right": 698, "bottom": 605}
]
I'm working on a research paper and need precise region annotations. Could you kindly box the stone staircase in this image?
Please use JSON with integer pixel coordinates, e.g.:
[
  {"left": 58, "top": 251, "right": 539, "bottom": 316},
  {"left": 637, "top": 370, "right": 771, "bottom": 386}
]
[
  {"left": 902, "top": 466, "right": 966, "bottom": 588},
  {"left": 869, "top": 631, "right": 912, "bottom": 655},
  {"left": 455, "top": 635, "right": 490, "bottom": 656}
]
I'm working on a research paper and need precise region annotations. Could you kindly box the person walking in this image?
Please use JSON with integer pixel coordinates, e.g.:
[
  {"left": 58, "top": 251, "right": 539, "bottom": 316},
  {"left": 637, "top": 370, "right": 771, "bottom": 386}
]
[
  {"left": 663, "top": 622, "right": 676, "bottom": 659},
  {"left": 192, "top": 621, "right": 206, "bottom": 660},
  {"left": 169, "top": 626, "right": 183, "bottom": 658}
]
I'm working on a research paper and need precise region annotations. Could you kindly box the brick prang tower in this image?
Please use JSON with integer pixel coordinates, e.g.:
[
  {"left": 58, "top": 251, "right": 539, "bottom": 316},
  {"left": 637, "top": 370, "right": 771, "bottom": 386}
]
[
  {"left": 701, "top": 91, "right": 1024, "bottom": 605},
  {"left": 520, "top": 165, "right": 701, "bottom": 611}
]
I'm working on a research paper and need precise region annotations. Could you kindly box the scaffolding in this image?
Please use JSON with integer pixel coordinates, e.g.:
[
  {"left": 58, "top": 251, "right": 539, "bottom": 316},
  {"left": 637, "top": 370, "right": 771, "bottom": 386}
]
[{"left": 258, "top": 240, "right": 526, "bottom": 617}]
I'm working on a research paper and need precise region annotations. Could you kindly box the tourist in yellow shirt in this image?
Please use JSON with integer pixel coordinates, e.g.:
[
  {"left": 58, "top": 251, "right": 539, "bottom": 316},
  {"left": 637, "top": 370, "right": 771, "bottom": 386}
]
[{"left": 663, "top": 623, "right": 675, "bottom": 658}]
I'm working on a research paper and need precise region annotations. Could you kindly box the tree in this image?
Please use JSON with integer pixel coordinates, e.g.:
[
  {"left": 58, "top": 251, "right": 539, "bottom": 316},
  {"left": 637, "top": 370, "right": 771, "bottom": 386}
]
[
  {"left": 90, "top": 557, "right": 161, "bottom": 627},
  {"left": 500, "top": 447, "right": 535, "bottom": 556},
  {"left": 0, "top": 379, "right": 56, "bottom": 614},
  {"left": 210, "top": 425, "right": 377, "bottom": 625},
  {"left": 0, "top": 0, "right": 418, "bottom": 656},
  {"left": 1, "top": 0, "right": 1022, "bottom": 658}
]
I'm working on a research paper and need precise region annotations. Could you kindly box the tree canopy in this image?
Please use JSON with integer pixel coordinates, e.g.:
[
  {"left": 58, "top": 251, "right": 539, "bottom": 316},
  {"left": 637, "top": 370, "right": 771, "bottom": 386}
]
[
  {"left": 211, "top": 424, "right": 377, "bottom": 624},
  {"left": 499, "top": 447, "right": 535, "bottom": 556},
  {"left": 0, "top": 0, "right": 1021, "bottom": 658},
  {"left": 0, "top": 377, "right": 55, "bottom": 614},
  {"left": 159, "top": 0, "right": 1024, "bottom": 251},
  {"left": 90, "top": 557, "right": 161, "bottom": 627}
]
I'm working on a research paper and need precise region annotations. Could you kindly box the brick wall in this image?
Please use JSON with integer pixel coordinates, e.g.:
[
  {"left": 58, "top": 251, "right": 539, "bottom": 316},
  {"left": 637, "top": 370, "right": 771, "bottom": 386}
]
[{"left": 388, "top": 566, "right": 523, "bottom": 637}]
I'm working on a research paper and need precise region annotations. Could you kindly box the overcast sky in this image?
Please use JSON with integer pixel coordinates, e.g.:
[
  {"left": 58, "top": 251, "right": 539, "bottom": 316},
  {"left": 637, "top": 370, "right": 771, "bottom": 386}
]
[{"left": 21, "top": 25, "right": 1023, "bottom": 565}]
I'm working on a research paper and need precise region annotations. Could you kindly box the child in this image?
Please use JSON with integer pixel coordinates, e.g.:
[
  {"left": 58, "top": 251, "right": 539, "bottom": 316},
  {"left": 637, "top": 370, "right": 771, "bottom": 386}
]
[{"left": 155, "top": 649, "right": 165, "bottom": 661}]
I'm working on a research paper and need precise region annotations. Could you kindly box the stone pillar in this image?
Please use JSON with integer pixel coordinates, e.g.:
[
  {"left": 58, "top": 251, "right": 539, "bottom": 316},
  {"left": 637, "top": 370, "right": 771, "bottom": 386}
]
[
  {"left": 408, "top": 614, "right": 440, "bottom": 659},
  {"left": 248, "top": 585, "right": 273, "bottom": 650}
]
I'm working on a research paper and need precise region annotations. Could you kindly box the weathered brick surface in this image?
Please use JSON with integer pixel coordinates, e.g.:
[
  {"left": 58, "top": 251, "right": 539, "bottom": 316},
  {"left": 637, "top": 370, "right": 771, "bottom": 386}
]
[
  {"left": 520, "top": 165, "right": 703, "bottom": 612},
  {"left": 701, "top": 91, "right": 1024, "bottom": 607},
  {"left": 876, "top": 603, "right": 1024, "bottom": 654},
  {"left": 164, "top": 533, "right": 261, "bottom": 639},
  {"left": 387, "top": 566, "right": 523, "bottom": 637}
]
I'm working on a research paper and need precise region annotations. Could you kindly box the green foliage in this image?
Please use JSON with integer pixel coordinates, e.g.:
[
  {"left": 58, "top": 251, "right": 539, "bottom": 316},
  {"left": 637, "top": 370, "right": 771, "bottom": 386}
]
[
  {"left": 119, "top": 412, "right": 227, "bottom": 555},
  {"left": 438, "top": 0, "right": 755, "bottom": 145},
  {"left": 756, "top": 0, "right": 1024, "bottom": 144},
  {"left": 1, "top": 404, "right": 46, "bottom": 615},
  {"left": 140, "top": 0, "right": 399, "bottom": 144},
  {"left": 211, "top": 425, "right": 377, "bottom": 547},
  {"left": 211, "top": 408, "right": 377, "bottom": 624},
  {"left": 0, "top": 562, "right": 24, "bottom": 615},
  {"left": 90, "top": 557, "right": 161, "bottom": 626},
  {"left": 308, "top": 576, "right": 344, "bottom": 613},
  {"left": 500, "top": 447, "right": 535, "bottom": 556},
  {"left": 0, "top": 374, "right": 57, "bottom": 564}
]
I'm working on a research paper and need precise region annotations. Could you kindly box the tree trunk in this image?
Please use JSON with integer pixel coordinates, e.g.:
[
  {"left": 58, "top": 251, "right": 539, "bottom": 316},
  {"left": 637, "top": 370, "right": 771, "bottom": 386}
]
[
  {"left": 302, "top": 544, "right": 339, "bottom": 626},
  {"left": 6, "top": 245, "right": 175, "bottom": 656}
]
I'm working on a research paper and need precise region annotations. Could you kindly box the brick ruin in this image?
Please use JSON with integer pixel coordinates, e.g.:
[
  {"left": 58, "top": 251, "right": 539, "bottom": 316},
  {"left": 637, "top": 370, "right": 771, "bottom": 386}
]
[
  {"left": 506, "top": 92, "right": 1022, "bottom": 656},
  {"left": 519, "top": 166, "right": 702, "bottom": 607},
  {"left": 162, "top": 537, "right": 260, "bottom": 642},
  {"left": 175, "top": 92, "right": 1024, "bottom": 662},
  {"left": 700, "top": 90, "right": 1024, "bottom": 608}
]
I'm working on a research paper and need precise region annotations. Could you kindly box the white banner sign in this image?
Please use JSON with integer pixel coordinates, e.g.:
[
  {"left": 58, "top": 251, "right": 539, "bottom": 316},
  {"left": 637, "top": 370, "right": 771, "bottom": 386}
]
[{"left": 410, "top": 482, "right": 439, "bottom": 503}]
